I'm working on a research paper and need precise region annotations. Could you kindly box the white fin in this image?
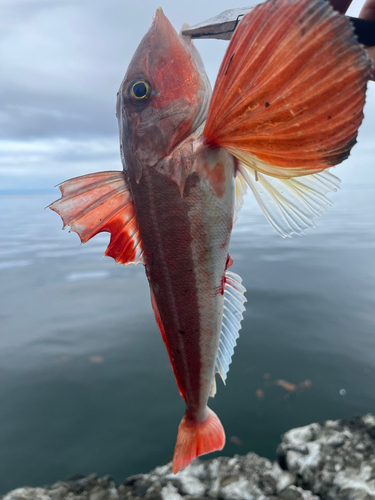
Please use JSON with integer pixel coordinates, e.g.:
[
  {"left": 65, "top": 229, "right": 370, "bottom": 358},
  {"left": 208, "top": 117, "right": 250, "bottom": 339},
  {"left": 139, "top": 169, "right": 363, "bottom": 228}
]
[
  {"left": 238, "top": 164, "right": 341, "bottom": 238},
  {"left": 234, "top": 173, "right": 248, "bottom": 224},
  {"left": 210, "top": 270, "right": 247, "bottom": 397}
]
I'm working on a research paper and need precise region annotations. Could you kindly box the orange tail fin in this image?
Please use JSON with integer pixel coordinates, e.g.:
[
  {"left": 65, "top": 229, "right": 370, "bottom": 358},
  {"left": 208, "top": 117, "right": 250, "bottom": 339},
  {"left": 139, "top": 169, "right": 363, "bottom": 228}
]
[{"left": 172, "top": 407, "right": 225, "bottom": 474}]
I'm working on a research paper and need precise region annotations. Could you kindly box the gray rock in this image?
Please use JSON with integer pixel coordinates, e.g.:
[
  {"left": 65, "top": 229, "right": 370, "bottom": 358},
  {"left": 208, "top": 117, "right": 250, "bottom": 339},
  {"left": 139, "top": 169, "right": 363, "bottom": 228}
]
[
  {"left": 277, "top": 414, "right": 375, "bottom": 500},
  {"left": 160, "top": 483, "right": 182, "bottom": 500},
  {"left": 3, "top": 488, "right": 53, "bottom": 500},
  {"left": 0, "top": 454, "right": 306, "bottom": 500},
  {"left": 113, "top": 453, "right": 301, "bottom": 500},
  {"left": 88, "top": 487, "right": 105, "bottom": 500},
  {"left": 279, "top": 486, "right": 320, "bottom": 500},
  {"left": 49, "top": 487, "right": 68, "bottom": 500},
  {"left": 6, "top": 414, "right": 375, "bottom": 500}
]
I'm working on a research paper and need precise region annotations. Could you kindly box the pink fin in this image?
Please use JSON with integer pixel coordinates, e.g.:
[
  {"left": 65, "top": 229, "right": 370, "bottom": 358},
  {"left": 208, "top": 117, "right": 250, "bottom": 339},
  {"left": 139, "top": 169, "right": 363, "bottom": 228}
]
[
  {"left": 49, "top": 171, "right": 144, "bottom": 266},
  {"left": 172, "top": 407, "right": 225, "bottom": 474}
]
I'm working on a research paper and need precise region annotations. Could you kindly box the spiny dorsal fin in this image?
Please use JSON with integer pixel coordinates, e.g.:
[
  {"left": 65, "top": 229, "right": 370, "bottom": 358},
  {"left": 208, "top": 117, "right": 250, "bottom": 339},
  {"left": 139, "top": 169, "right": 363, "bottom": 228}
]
[
  {"left": 211, "top": 270, "right": 247, "bottom": 397},
  {"left": 203, "top": 0, "right": 371, "bottom": 178},
  {"left": 49, "top": 171, "right": 144, "bottom": 266},
  {"left": 238, "top": 164, "right": 341, "bottom": 238}
]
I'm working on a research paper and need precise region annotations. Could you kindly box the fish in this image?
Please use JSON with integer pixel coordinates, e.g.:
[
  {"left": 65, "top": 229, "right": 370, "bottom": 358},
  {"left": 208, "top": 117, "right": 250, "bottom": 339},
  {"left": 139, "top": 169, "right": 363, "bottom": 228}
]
[{"left": 49, "top": 0, "right": 371, "bottom": 473}]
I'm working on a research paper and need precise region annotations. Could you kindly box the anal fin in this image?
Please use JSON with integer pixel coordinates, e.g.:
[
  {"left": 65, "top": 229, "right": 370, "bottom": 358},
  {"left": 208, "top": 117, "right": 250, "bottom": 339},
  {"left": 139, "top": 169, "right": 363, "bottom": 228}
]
[
  {"left": 211, "top": 270, "right": 247, "bottom": 397},
  {"left": 49, "top": 171, "right": 144, "bottom": 266}
]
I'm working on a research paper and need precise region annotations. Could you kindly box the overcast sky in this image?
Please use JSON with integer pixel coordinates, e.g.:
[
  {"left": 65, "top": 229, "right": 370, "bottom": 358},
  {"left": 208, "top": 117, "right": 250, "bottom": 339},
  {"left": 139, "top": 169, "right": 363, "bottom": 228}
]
[{"left": 0, "top": 0, "right": 374, "bottom": 191}]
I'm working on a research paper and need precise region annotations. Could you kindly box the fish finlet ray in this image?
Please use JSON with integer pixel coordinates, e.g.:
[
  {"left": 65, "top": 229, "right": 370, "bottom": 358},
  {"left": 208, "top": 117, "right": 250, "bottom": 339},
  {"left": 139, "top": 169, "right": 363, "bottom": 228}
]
[{"left": 212, "top": 270, "right": 246, "bottom": 394}]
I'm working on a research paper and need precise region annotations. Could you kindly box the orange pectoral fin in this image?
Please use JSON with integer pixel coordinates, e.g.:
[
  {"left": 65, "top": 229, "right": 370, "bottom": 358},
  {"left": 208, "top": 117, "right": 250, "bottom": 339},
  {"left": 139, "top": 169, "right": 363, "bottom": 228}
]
[
  {"left": 49, "top": 171, "right": 144, "bottom": 266},
  {"left": 203, "top": 0, "right": 372, "bottom": 178}
]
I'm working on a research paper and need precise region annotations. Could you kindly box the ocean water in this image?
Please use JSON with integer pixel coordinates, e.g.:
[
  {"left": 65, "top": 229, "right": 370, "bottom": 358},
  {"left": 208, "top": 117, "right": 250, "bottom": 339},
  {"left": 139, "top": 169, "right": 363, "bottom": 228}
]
[{"left": 0, "top": 185, "right": 375, "bottom": 493}]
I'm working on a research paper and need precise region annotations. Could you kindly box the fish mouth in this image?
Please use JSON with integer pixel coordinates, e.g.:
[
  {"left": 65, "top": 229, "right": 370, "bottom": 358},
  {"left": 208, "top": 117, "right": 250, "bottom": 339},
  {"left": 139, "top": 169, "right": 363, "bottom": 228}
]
[{"left": 154, "top": 7, "right": 167, "bottom": 26}]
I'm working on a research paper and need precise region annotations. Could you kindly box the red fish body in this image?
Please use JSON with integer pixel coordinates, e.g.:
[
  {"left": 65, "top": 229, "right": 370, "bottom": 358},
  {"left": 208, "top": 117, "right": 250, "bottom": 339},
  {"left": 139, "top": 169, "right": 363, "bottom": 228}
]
[
  {"left": 115, "top": 14, "right": 243, "bottom": 471},
  {"left": 50, "top": 0, "right": 371, "bottom": 473},
  {"left": 130, "top": 145, "right": 235, "bottom": 471}
]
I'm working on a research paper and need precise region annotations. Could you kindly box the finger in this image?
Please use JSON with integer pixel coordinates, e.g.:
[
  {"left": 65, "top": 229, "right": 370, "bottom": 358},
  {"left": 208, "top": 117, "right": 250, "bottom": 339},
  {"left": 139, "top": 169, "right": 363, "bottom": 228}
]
[
  {"left": 329, "top": 0, "right": 353, "bottom": 14},
  {"left": 358, "top": 0, "right": 375, "bottom": 80},
  {"left": 359, "top": 0, "right": 375, "bottom": 19},
  {"left": 366, "top": 46, "right": 375, "bottom": 62}
]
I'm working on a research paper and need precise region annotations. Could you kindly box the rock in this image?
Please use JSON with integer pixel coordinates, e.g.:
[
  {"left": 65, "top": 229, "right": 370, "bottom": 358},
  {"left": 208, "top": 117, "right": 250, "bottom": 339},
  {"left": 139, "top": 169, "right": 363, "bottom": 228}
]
[
  {"left": 2, "top": 489, "right": 52, "bottom": 500},
  {"left": 5, "top": 414, "right": 375, "bottom": 500},
  {"left": 277, "top": 414, "right": 375, "bottom": 499},
  {"left": 262, "top": 462, "right": 295, "bottom": 494},
  {"left": 278, "top": 486, "right": 320, "bottom": 500},
  {"left": 88, "top": 486, "right": 112, "bottom": 500},
  {"left": 115, "top": 452, "right": 300, "bottom": 499},
  {"left": 160, "top": 483, "right": 182, "bottom": 500},
  {"left": 0, "top": 455, "right": 308, "bottom": 500},
  {"left": 49, "top": 487, "right": 68, "bottom": 500}
]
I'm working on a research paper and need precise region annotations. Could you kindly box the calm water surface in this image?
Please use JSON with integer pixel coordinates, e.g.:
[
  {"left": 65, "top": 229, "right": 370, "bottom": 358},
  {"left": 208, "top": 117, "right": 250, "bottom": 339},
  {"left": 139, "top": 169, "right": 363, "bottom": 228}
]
[{"left": 0, "top": 185, "right": 375, "bottom": 493}]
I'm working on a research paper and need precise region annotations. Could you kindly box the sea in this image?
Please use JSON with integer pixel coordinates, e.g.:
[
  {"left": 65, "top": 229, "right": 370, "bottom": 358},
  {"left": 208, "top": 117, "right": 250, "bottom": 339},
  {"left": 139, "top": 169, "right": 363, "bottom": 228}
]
[{"left": 0, "top": 184, "right": 375, "bottom": 494}]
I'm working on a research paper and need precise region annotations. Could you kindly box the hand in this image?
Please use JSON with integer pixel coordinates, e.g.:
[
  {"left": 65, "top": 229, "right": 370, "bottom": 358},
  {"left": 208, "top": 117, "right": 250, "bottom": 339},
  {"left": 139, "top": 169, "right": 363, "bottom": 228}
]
[{"left": 359, "top": 0, "right": 375, "bottom": 64}]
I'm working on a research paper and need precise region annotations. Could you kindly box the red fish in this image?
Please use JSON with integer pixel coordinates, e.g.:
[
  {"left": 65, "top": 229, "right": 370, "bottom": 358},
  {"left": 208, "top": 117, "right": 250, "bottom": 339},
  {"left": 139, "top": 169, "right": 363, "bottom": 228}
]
[{"left": 49, "top": 0, "right": 371, "bottom": 473}]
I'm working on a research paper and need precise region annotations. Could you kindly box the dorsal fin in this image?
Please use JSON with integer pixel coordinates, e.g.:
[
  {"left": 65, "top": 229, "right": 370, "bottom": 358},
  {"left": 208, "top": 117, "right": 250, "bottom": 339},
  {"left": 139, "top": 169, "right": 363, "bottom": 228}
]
[
  {"left": 49, "top": 171, "right": 144, "bottom": 266},
  {"left": 211, "top": 270, "right": 247, "bottom": 397}
]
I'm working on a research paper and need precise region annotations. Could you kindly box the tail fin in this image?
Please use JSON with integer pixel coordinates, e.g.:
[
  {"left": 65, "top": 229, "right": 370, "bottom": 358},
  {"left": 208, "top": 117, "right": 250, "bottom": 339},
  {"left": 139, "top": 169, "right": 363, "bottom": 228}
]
[{"left": 172, "top": 407, "right": 225, "bottom": 474}]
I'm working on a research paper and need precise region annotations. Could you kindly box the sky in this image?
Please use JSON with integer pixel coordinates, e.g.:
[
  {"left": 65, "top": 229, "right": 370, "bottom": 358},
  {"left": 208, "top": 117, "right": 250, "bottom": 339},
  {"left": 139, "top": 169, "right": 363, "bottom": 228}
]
[{"left": 0, "top": 0, "right": 374, "bottom": 191}]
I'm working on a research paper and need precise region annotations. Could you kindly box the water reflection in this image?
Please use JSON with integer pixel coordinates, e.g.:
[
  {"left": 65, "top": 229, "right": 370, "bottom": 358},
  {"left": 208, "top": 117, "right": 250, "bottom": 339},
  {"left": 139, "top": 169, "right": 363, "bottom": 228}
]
[{"left": 0, "top": 187, "right": 374, "bottom": 493}]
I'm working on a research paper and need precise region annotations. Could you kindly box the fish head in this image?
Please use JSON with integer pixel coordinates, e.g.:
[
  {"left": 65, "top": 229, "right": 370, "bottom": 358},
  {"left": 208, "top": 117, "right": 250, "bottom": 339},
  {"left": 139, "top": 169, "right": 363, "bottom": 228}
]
[{"left": 117, "top": 8, "right": 211, "bottom": 178}]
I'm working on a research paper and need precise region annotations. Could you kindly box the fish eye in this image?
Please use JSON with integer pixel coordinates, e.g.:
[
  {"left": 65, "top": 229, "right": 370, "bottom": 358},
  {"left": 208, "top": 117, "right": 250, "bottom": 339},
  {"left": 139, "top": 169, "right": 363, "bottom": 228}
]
[{"left": 129, "top": 80, "right": 151, "bottom": 103}]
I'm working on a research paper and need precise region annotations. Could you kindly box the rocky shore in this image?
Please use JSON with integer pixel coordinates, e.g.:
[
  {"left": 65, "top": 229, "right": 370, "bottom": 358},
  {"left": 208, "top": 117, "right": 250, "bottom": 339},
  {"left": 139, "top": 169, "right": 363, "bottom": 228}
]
[{"left": 3, "top": 414, "right": 375, "bottom": 500}]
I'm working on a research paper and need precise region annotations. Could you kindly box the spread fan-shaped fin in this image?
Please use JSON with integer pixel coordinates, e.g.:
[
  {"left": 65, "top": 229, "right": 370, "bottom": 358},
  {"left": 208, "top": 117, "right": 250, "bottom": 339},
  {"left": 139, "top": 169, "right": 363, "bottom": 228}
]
[
  {"left": 49, "top": 171, "right": 144, "bottom": 266},
  {"left": 238, "top": 164, "right": 341, "bottom": 238},
  {"left": 211, "top": 270, "right": 247, "bottom": 397},
  {"left": 203, "top": 0, "right": 372, "bottom": 178}
]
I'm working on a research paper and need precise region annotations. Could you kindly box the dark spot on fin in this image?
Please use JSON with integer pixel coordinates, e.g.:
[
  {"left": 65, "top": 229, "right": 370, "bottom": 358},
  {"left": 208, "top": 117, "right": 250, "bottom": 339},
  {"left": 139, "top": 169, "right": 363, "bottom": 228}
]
[{"left": 225, "top": 53, "right": 235, "bottom": 76}]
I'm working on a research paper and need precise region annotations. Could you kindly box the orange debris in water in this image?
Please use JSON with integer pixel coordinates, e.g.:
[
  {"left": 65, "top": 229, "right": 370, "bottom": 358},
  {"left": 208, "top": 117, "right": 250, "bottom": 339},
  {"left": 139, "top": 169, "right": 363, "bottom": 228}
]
[
  {"left": 298, "top": 379, "right": 312, "bottom": 389},
  {"left": 256, "top": 389, "right": 265, "bottom": 399},
  {"left": 230, "top": 436, "right": 243, "bottom": 447},
  {"left": 90, "top": 355, "right": 104, "bottom": 364},
  {"left": 276, "top": 379, "right": 297, "bottom": 392}
]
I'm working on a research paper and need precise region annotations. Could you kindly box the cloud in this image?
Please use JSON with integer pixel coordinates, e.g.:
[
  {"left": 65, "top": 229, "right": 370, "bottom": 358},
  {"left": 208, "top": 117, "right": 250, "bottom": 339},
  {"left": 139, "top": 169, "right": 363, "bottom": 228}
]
[
  {"left": 0, "top": 138, "right": 120, "bottom": 190},
  {"left": 0, "top": 0, "right": 374, "bottom": 189},
  {"left": 0, "top": 0, "right": 230, "bottom": 142}
]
